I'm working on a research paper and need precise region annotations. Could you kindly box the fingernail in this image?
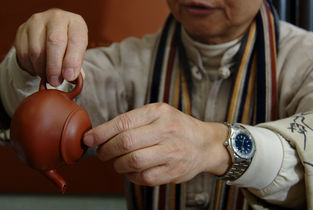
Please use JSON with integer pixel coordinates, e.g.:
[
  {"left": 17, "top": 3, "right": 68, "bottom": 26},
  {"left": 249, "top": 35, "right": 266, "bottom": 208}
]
[
  {"left": 63, "top": 68, "right": 74, "bottom": 80},
  {"left": 49, "top": 76, "right": 60, "bottom": 87},
  {"left": 84, "top": 134, "right": 94, "bottom": 146}
]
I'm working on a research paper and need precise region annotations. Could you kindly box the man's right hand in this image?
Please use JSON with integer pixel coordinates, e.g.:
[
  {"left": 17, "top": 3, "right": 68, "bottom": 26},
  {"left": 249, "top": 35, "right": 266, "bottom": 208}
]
[{"left": 14, "top": 8, "right": 88, "bottom": 87}]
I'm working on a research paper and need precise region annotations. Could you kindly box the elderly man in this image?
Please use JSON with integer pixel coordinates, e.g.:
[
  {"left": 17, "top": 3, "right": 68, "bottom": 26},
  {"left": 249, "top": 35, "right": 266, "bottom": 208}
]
[{"left": 0, "top": 0, "right": 312, "bottom": 209}]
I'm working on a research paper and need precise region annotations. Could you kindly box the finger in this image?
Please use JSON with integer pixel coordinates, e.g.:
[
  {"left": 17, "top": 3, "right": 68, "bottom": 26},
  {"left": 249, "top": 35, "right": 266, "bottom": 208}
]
[
  {"left": 84, "top": 104, "right": 161, "bottom": 147},
  {"left": 45, "top": 17, "right": 68, "bottom": 86},
  {"left": 62, "top": 17, "right": 88, "bottom": 81},
  {"left": 96, "top": 122, "right": 162, "bottom": 161},
  {"left": 27, "top": 17, "right": 46, "bottom": 76},
  {"left": 14, "top": 24, "right": 34, "bottom": 74},
  {"left": 127, "top": 165, "right": 171, "bottom": 186},
  {"left": 128, "top": 162, "right": 195, "bottom": 186},
  {"left": 113, "top": 145, "right": 167, "bottom": 174}
]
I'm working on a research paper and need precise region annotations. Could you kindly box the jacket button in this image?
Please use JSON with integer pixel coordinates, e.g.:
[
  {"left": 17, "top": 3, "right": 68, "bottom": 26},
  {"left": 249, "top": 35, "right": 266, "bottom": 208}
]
[
  {"left": 218, "top": 66, "right": 231, "bottom": 79},
  {"left": 191, "top": 66, "right": 203, "bottom": 80}
]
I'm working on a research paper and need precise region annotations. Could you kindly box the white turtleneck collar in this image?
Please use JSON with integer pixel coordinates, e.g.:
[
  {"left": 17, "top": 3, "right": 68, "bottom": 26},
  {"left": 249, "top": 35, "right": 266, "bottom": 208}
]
[{"left": 181, "top": 27, "right": 242, "bottom": 80}]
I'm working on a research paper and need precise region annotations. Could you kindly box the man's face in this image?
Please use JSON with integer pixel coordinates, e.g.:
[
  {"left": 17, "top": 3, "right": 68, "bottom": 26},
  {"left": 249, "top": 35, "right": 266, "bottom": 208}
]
[{"left": 167, "top": 0, "right": 262, "bottom": 44}]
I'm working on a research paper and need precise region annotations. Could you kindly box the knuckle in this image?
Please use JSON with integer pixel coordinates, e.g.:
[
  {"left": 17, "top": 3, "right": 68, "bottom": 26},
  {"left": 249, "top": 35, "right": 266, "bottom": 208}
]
[
  {"left": 119, "top": 133, "right": 134, "bottom": 152},
  {"left": 129, "top": 153, "right": 143, "bottom": 171},
  {"left": 114, "top": 114, "right": 133, "bottom": 132},
  {"left": 47, "top": 32, "right": 67, "bottom": 47},
  {"left": 155, "top": 102, "right": 172, "bottom": 113},
  {"left": 141, "top": 171, "right": 156, "bottom": 186}
]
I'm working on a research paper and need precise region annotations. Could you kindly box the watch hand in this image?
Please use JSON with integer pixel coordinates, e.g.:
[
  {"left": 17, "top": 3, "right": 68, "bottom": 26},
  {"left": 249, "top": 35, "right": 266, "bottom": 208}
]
[{"left": 241, "top": 139, "right": 245, "bottom": 151}]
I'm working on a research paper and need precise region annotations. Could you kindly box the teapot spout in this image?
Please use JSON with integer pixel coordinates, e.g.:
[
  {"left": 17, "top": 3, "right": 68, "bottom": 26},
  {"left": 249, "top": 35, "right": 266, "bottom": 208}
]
[{"left": 44, "top": 169, "right": 67, "bottom": 194}]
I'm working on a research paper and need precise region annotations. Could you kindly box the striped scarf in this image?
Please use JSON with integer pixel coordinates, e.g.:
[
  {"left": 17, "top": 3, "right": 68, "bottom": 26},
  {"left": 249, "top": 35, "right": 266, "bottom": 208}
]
[{"left": 127, "top": 0, "right": 279, "bottom": 209}]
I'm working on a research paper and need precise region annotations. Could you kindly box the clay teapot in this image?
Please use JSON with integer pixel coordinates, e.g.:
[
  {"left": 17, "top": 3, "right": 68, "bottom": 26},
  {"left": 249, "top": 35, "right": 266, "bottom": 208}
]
[{"left": 10, "top": 74, "right": 91, "bottom": 193}]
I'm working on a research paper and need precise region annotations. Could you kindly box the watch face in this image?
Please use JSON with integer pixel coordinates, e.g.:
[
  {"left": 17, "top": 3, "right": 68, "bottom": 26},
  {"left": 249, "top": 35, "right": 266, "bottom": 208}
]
[{"left": 234, "top": 133, "right": 254, "bottom": 158}]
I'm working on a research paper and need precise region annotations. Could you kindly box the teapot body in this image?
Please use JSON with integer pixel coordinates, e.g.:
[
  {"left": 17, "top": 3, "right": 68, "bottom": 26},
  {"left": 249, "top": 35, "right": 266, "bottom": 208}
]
[
  {"left": 10, "top": 74, "right": 91, "bottom": 193},
  {"left": 10, "top": 89, "right": 91, "bottom": 171}
]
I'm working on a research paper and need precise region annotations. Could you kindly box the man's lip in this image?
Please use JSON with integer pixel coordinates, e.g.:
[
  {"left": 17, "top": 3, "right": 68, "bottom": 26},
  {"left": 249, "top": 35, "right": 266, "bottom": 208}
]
[
  {"left": 185, "top": 1, "right": 214, "bottom": 9},
  {"left": 184, "top": 2, "right": 215, "bottom": 15}
]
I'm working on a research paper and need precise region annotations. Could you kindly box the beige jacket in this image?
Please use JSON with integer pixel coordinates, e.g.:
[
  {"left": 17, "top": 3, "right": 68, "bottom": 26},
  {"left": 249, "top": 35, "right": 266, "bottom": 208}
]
[{"left": 1, "top": 21, "right": 313, "bottom": 209}]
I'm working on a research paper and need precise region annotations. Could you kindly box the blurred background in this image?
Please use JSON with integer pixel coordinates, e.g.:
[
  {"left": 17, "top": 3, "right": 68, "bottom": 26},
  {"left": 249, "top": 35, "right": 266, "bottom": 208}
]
[
  {"left": 273, "top": 0, "right": 313, "bottom": 30},
  {"left": 0, "top": 0, "right": 312, "bottom": 209},
  {"left": 0, "top": 0, "right": 170, "bottom": 59},
  {"left": 0, "top": 0, "right": 169, "bottom": 209}
]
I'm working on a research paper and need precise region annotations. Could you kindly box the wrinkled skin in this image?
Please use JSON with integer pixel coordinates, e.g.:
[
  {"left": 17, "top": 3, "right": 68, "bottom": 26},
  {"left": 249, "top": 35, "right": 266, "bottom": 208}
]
[
  {"left": 14, "top": 9, "right": 88, "bottom": 87},
  {"left": 84, "top": 103, "right": 229, "bottom": 185},
  {"left": 167, "top": 0, "right": 262, "bottom": 44},
  {"left": 13, "top": 1, "right": 262, "bottom": 186}
]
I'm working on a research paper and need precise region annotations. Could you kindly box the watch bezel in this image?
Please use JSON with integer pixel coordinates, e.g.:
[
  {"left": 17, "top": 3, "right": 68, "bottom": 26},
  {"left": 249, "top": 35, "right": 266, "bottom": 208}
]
[{"left": 229, "top": 128, "right": 255, "bottom": 160}]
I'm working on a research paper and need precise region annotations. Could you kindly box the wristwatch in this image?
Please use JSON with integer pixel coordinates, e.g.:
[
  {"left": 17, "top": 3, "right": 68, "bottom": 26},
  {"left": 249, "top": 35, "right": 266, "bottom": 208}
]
[{"left": 219, "top": 122, "right": 256, "bottom": 181}]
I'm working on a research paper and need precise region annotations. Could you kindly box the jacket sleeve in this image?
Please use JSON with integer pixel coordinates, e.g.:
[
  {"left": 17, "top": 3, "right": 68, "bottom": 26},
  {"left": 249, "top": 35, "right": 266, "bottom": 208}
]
[
  {"left": 77, "top": 33, "right": 159, "bottom": 126},
  {"left": 0, "top": 33, "right": 160, "bottom": 127},
  {"left": 227, "top": 23, "right": 313, "bottom": 209},
  {"left": 0, "top": 48, "right": 41, "bottom": 117},
  {"left": 255, "top": 112, "right": 313, "bottom": 209}
]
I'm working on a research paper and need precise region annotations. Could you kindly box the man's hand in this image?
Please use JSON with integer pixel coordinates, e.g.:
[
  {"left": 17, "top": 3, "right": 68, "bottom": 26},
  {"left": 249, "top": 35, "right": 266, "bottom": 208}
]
[
  {"left": 14, "top": 8, "right": 88, "bottom": 86},
  {"left": 83, "top": 103, "right": 230, "bottom": 186}
]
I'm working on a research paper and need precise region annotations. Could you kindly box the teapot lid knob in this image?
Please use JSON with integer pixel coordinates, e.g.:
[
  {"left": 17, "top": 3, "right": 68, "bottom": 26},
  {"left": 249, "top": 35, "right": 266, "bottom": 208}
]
[{"left": 39, "top": 73, "right": 84, "bottom": 100}]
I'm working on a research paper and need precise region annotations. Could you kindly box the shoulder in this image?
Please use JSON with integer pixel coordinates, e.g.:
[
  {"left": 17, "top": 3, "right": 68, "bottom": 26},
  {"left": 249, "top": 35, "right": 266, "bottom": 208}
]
[
  {"left": 279, "top": 21, "right": 313, "bottom": 62},
  {"left": 277, "top": 21, "right": 313, "bottom": 84},
  {"left": 277, "top": 22, "right": 313, "bottom": 115}
]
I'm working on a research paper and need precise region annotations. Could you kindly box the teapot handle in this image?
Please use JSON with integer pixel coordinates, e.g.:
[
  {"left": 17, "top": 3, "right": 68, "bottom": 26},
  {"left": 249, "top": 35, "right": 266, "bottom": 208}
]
[{"left": 39, "top": 73, "right": 84, "bottom": 100}]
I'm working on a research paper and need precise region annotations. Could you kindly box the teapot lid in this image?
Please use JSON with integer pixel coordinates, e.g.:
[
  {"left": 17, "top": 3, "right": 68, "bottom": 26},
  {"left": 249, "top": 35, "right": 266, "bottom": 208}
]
[{"left": 60, "top": 106, "right": 91, "bottom": 164}]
